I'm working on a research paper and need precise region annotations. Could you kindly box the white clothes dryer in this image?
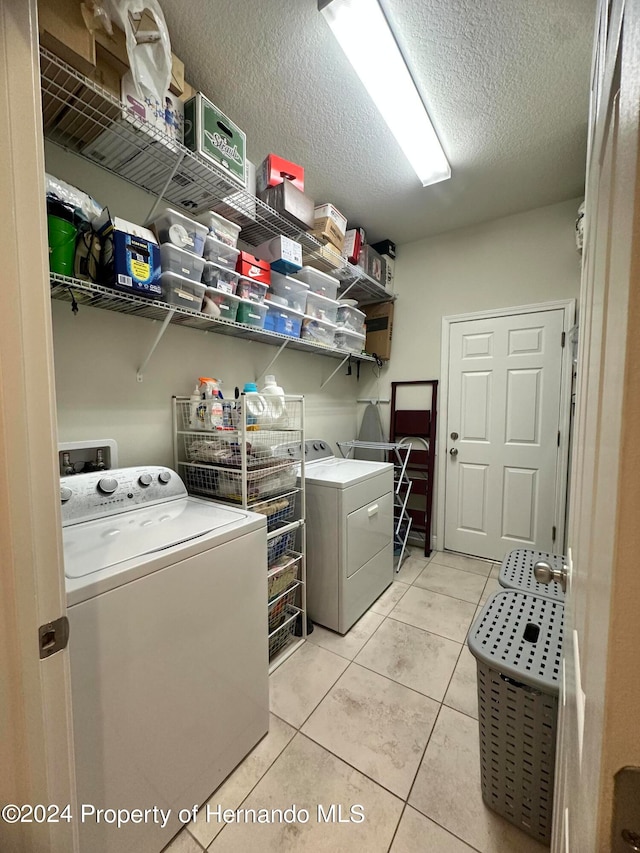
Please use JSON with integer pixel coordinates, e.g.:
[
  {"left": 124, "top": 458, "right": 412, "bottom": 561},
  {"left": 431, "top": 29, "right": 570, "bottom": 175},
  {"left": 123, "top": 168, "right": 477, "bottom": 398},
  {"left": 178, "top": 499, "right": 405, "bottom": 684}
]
[
  {"left": 301, "top": 441, "right": 394, "bottom": 634},
  {"left": 60, "top": 466, "right": 269, "bottom": 853}
]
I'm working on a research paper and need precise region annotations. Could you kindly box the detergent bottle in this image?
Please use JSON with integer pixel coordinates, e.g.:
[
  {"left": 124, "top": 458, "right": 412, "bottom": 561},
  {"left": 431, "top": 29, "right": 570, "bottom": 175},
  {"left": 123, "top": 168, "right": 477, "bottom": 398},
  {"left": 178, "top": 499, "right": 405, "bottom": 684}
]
[
  {"left": 241, "top": 382, "right": 266, "bottom": 428},
  {"left": 259, "top": 375, "right": 287, "bottom": 427},
  {"left": 189, "top": 385, "right": 201, "bottom": 430}
]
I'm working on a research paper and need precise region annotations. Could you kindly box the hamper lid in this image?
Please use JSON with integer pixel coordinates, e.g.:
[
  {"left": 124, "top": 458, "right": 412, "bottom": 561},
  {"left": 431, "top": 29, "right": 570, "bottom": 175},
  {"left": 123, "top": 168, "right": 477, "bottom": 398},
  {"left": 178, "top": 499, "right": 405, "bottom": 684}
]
[
  {"left": 468, "top": 590, "right": 564, "bottom": 694},
  {"left": 498, "top": 548, "right": 566, "bottom": 601}
]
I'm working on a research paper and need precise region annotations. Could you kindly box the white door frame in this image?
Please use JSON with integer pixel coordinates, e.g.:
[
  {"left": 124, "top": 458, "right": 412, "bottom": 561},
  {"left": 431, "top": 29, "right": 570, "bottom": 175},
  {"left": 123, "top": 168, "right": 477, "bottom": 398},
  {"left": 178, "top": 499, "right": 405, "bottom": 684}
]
[
  {"left": 0, "top": 2, "right": 78, "bottom": 851},
  {"left": 436, "top": 299, "right": 576, "bottom": 555}
]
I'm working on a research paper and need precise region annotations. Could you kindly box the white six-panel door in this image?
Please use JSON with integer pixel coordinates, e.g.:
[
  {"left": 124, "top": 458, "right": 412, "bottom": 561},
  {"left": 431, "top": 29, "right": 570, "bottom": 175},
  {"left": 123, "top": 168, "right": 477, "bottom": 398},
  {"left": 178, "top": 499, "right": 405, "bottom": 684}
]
[{"left": 444, "top": 309, "right": 565, "bottom": 560}]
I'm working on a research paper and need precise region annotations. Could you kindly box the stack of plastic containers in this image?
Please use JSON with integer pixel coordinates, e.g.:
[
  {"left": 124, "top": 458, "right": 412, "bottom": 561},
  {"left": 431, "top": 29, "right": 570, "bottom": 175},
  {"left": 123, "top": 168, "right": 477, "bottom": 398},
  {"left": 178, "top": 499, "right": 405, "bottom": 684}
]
[
  {"left": 335, "top": 301, "right": 366, "bottom": 354},
  {"left": 198, "top": 209, "right": 260, "bottom": 325},
  {"left": 293, "top": 266, "right": 340, "bottom": 347},
  {"left": 153, "top": 208, "right": 208, "bottom": 312}
]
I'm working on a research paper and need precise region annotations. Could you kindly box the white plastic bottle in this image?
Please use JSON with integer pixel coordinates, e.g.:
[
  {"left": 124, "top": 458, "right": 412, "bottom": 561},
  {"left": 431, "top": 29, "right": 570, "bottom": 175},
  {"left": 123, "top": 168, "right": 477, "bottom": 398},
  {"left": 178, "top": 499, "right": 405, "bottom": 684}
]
[
  {"left": 259, "top": 374, "right": 287, "bottom": 427},
  {"left": 189, "top": 385, "right": 201, "bottom": 430}
]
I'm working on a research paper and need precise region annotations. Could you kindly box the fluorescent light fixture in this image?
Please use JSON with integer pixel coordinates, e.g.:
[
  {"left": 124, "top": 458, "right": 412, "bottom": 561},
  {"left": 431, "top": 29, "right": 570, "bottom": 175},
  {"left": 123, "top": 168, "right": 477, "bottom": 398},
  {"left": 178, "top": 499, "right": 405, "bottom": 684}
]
[{"left": 319, "top": 0, "right": 451, "bottom": 186}]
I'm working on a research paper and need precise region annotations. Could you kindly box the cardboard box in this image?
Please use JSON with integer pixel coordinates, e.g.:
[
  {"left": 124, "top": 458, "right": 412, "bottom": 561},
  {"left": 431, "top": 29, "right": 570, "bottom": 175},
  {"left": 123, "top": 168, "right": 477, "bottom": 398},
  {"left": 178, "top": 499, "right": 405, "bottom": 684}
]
[
  {"left": 94, "top": 209, "right": 161, "bottom": 298},
  {"left": 53, "top": 47, "right": 121, "bottom": 146},
  {"left": 236, "top": 251, "right": 271, "bottom": 285},
  {"left": 93, "top": 19, "right": 129, "bottom": 74},
  {"left": 254, "top": 236, "right": 302, "bottom": 276},
  {"left": 361, "top": 244, "right": 384, "bottom": 283},
  {"left": 121, "top": 71, "right": 184, "bottom": 144},
  {"left": 314, "top": 203, "right": 347, "bottom": 236},
  {"left": 259, "top": 181, "right": 314, "bottom": 231},
  {"left": 372, "top": 239, "right": 395, "bottom": 290},
  {"left": 303, "top": 243, "right": 344, "bottom": 272},
  {"left": 184, "top": 94, "right": 246, "bottom": 187},
  {"left": 371, "top": 239, "right": 396, "bottom": 259},
  {"left": 342, "top": 228, "right": 365, "bottom": 265},
  {"left": 364, "top": 302, "right": 394, "bottom": 361},
  {"left": 310, "top": 218, "right": 345, "bottom": 252},
  {"left": 39, "top": 0, "right": 96, "bottom": 76},
  {"left": 180, "top": 80, "right": 197, "bottom": 103},
  {"left": 258, "top": 154, "right": 304, "bottom": 193}
]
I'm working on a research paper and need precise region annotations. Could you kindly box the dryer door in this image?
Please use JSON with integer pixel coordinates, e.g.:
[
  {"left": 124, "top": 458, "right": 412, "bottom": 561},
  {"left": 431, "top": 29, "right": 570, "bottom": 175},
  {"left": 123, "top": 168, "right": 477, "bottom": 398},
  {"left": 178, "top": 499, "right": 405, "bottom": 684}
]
[{"left": 346, "top": 491, "right": 393, "bottom": 578}]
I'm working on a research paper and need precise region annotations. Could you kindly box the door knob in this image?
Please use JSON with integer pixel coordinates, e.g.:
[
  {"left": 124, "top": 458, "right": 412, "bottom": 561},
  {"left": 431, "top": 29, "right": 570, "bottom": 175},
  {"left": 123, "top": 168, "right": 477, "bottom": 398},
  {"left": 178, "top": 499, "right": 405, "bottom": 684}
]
[
  {"left": 533, "top": 560, "right": 568, "bottom": 593},
  {"left": 449, "top": 447, "right": 458, "bottom": 457}
]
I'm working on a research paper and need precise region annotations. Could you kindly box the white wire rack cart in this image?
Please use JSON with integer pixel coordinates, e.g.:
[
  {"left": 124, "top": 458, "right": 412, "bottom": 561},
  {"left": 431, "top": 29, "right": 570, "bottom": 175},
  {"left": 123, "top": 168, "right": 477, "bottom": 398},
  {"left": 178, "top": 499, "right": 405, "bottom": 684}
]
[
  {"left": 336, "top": 440, "right": 413, "bottom": 570},
  {"left": 172, "top": 393, "right": 306, "bottom": 672}
]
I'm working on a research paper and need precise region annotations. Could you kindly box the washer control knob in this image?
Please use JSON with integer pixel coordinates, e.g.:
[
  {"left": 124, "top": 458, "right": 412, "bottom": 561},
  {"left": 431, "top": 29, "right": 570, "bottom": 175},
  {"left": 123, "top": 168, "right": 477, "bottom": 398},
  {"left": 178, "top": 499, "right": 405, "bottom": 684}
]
[
  {"left": 313, "top": 443, "right": 319, "bottom": 451},
  {"left": 158, "top": 471, "right": 172, "bottom": 484},
  {"left": 320, "top": 442, "right": 326, "bottom": 450},
  {"left": 97, "top": 477, "right": 118, "bottom": 495},
  {"left": 138, "top": 473, "right": 153, "bottom": 487},
  {"left": 60, "top": 486, "right": 73, "bottom": 503}
]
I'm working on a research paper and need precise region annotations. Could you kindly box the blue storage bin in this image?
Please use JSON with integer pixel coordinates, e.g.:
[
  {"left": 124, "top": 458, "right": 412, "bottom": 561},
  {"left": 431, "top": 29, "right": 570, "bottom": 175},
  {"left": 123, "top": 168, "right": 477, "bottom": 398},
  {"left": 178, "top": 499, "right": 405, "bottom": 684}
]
[{"left": 264, "top": 303, "right": 304, "bottom": 337}]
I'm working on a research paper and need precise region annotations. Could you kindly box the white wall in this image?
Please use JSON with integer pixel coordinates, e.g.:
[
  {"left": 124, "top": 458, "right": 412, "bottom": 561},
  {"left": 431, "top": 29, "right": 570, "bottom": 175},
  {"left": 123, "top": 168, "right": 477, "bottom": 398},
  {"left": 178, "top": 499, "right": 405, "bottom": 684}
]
[
  {"left": 46, "top": 144, "right": 366, "bottom": 467},
  {"left": 365, "top": 197, "right": 582, "bottom": 421}
]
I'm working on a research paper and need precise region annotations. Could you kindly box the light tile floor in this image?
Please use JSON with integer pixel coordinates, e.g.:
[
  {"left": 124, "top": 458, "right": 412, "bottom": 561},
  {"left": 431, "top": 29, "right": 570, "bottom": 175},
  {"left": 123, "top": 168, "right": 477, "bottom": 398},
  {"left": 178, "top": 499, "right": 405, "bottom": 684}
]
[{"left": 164, "top": 550, "right": 547, "bottom": 853}]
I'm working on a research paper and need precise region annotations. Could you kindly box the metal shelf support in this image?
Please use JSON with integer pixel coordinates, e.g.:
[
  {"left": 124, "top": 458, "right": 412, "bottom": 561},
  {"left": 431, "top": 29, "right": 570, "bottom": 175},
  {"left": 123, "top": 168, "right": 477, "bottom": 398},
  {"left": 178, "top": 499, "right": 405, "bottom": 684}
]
[
  {"left": 136, "top": 309, "right": 175, "bottom": 382},
  {"left": 255, "top": 340, "right": 289, "bottom": 383},
  {"left": 320, "top": 355, "right": 351, "bottom": 389}
]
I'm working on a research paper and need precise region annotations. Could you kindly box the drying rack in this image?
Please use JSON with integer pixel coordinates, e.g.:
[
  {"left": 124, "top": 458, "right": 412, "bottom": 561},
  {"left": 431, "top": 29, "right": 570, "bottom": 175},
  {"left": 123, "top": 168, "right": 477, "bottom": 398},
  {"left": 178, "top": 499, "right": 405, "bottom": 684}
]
[
  {"left": 336, "top": 440, "right": 413, "bottom": 570},
  {"left": 389, "top": 380, "right": 438, "bottom": 557}
]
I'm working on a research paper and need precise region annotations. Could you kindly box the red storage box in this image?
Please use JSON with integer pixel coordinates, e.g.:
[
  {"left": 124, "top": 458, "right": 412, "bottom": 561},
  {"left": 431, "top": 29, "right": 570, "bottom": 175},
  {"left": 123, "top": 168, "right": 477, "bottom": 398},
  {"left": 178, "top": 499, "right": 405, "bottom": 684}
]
[
  {"left": 258, "top": 154, "right": 304, "bottom": 193},
  {"left": 236, "top": 251, "right": 271, "bottom": 285}
]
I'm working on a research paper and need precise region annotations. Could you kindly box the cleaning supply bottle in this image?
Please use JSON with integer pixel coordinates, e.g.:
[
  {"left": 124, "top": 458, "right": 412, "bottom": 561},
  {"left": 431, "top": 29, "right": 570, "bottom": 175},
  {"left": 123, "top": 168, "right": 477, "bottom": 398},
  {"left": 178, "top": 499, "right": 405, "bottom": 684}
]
[
  {"left": 198, "top": 377, "right": 224, "bottom": 429},
  {"left": 189, "top": 384, "right": 201, "bottom": 430},
  {"left": 259, "top": 375, "right": 287, "bottom": 427}
]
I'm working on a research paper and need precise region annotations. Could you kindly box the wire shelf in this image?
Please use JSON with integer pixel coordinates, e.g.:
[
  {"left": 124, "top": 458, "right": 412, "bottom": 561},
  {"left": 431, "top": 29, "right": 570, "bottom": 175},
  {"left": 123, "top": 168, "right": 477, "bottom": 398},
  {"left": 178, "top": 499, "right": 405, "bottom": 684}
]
[
  {"left": 268, "top": 606, "right": 301, "bottom": 660},
  {"left": 40, "top": 48, "right": 392, "bottom": 306},
  {"left": 253, "top": 492, "right": 298, "bottom": 532},
  {"left": 50, "top": 275, "right": 376, "bottom": 362},
  {"left": 179, "top": 460, "right": 297, "bottom": 503},
  {"left": 175, "top": 396, "right": 304, "bottom": 432},
  {"left": 268, "top": 581, "right": 302, "bottom": 632},
  {"left": 267, "top": 551, "right": 302, "bottom": 600},
  {"left": 267, "top": 528, "right": 298, "bottom": 567}
]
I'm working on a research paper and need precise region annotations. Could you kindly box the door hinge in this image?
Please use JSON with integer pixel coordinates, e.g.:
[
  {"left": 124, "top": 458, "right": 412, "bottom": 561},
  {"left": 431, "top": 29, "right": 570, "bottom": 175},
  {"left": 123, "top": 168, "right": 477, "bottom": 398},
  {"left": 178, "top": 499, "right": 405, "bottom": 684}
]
[
  {"left": 39, "top": 616, "right": 70, "bottom": 659},
  {"left": 561, "top": 331, "right": 566, "bottom": 347},
  {"left": 552, "top": 525, "right": 557, "bottom": 543}
]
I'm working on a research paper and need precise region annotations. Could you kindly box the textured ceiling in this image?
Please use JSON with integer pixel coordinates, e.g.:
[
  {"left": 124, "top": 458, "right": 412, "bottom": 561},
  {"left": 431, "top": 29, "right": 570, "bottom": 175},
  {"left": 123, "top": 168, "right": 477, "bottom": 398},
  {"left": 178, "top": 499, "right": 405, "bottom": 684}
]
[{"left": 159, "top": 0, "right": 594, "bottom": 245}]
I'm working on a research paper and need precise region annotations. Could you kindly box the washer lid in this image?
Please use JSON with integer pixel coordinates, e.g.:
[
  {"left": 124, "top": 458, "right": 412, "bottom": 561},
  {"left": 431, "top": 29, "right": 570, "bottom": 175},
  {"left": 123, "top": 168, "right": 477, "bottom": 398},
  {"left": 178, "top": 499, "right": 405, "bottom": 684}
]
[
  {"left": 63, "top": 498, "right": 246, "bottom": 579},
  {"left": 303, "top": 458, "right": 393, "bottom": 488}
]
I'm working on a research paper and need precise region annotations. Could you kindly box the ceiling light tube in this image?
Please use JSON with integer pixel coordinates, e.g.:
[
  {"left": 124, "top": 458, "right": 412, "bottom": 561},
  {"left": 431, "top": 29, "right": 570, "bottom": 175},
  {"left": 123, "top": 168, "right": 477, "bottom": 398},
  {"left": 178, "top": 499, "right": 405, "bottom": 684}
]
[{"left": 319, "top": 0, "right": 451, "bottom": 186}]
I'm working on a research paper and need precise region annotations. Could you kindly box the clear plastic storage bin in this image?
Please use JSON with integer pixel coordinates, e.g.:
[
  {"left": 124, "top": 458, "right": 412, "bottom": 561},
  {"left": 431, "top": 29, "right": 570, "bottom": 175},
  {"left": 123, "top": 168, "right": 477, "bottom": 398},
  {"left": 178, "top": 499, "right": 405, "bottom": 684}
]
[
  {"left": 202, "top": 288, "right": 240, "bottom": 322},
  {"left": 236, "top": 277, "right": 269, "bottom": 303},
  {"left": 196, "top": 210, "right": 241, "bottom": 248},
  {"left": 301, "top": 316, "right": 336, "bottom": 347},
  {"left": 269, "top": 271, "right": 309, "bottom": 313},
  {"left": 305, "top": 291, "right": 339, "bottom": 324},
  {"left": 236, "top": 299, "right": 268, "bottom": 328},
  {"left": 334, "top": 329, "right": 365, "bottom": 354},
  {"left": 336, "top": 303, "right": 366, "bottom": 335},
  {"left": 203, "top": 234, "right": 241, "bottom": 268},
  {"left": 161, "top": 271, "right": 205, "bottom": 311},
  {"left": 201, "top": 261, "right": 238, "bottom": 294},
  {"left": 159, "top": 243, "right": 205, "bottom": 282},
  {"left": 294, "top": 266, "right": 340, "bottom": 300},
  {"left": 264, "top": 304, "right": 304, "bottom": 337},
  {"left": 152, "top": 208, "right": 207, "bottom": 257}
]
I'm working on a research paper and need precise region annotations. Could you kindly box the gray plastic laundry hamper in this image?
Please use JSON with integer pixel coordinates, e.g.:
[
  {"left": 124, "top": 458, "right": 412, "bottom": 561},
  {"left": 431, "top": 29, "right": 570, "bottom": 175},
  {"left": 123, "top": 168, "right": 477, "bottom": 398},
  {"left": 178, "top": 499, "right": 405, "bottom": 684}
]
[
  {"left": 498, "top": 548, "right": 566, "bottom": 602},
  {"left": 468, "top": 589, "right": 564, "bottom": 845}
]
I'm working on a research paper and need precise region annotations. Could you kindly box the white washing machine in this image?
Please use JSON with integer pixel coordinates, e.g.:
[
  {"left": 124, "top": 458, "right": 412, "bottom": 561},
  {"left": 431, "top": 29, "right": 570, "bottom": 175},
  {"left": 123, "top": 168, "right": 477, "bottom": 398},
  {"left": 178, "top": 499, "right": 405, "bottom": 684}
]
[
  {"left": 61, "top": 466, "right": 269, "bottom": 853},
  {"left": 302, "top": 440, "right": 394, "bottom": 634}
]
